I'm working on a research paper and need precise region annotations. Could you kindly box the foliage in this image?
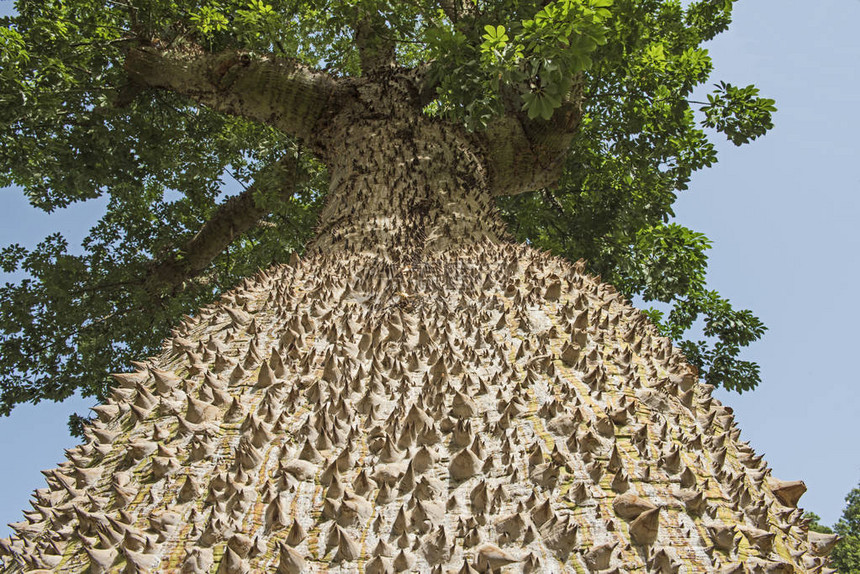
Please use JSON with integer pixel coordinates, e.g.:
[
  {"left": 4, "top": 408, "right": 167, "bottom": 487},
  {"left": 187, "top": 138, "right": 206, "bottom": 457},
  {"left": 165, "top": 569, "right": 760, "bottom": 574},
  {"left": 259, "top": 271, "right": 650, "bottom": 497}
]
[
  {"left": 804, "top": 512, "right": 834, "bottom": 534},
  {"left": 427, "top": 0, "right": 612, "bottom": 126},
  {"left": 0, "top": 0, "right": 776, "bottom": 431},
  {"left": 703, "top": 81, "right": 776, "bottom": 146},
  {"left": 803, "top": 485, "right": 860, "bottom": 573},
  {"left": 832, "top": 483, "right": 860, "bottom": 573}
]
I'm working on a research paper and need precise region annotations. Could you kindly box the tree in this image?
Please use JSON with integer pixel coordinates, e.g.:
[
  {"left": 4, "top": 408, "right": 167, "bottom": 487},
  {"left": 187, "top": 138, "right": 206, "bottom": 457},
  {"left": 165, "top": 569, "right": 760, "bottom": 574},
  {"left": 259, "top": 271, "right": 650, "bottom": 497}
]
[
  {"left": 0, "top": 0, "right": 774, "bottom": 435},
  {"left": 831, "top": 483, "right": 860, "bottom": 573},
  {"left": 802, "top": 486, "right": 860, "bottom": 573},
  {"left": 2, "top": 1, "right": 824, "bottom": 573}
]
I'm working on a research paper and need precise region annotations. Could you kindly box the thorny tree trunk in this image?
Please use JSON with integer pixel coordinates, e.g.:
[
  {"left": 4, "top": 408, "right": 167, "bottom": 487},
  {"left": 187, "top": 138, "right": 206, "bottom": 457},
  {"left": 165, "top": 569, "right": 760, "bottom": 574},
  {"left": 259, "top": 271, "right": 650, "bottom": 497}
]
[
  {"left": 309, "top": 76, "right": 506, "bottom": 260},
  {"left": 0, "top": 65, "right": 835, "bottom": 573}
]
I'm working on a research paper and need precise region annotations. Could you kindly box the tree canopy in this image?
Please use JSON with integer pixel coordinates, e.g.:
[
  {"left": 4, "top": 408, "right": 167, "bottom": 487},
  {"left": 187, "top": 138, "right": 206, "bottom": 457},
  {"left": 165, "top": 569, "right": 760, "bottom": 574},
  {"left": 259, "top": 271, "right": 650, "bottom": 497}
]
[
  {"left": 805, "top": 483, "right": 860, "bottom": 573},
  {"left": 0, "top": 0, "right": 774, "bottom": 432}
]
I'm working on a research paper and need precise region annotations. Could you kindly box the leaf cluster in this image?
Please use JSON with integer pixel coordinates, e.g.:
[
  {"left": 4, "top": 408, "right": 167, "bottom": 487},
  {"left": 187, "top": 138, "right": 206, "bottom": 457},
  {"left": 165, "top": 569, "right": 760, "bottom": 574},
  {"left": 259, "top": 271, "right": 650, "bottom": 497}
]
[
  {"left": 423, "top": 0, "right": 612, "bottom": 128},
  {"left": 831, "top": 485, "right": 860, "bottom": 573},
  {"left": 702, "top": 80, "right": 776, "bottom": 146}
]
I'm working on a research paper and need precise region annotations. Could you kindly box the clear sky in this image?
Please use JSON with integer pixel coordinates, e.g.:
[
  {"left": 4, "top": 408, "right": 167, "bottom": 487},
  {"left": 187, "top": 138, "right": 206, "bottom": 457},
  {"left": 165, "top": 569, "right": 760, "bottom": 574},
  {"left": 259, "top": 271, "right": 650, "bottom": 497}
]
[{"left": 1, "top": 0, "right": 858, "bottom": 537}]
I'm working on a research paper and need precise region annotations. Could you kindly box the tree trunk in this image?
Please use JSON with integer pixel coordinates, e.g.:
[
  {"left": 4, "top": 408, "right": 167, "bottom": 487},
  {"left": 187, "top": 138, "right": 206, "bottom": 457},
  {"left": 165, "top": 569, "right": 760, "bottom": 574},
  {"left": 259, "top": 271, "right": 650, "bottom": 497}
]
[
  {"left": 0, "top": 74, "right": 826, "bottom": 574},
  {"left": 308, "top": 79, "right": 507, "bottom": 261}
]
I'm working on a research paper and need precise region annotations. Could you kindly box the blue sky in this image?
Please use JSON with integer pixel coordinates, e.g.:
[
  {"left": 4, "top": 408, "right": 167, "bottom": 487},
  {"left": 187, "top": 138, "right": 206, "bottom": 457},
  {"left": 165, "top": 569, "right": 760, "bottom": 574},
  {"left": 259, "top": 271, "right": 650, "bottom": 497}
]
[{"left": 1, "top": 0, "right": 859, "bottom": 536}]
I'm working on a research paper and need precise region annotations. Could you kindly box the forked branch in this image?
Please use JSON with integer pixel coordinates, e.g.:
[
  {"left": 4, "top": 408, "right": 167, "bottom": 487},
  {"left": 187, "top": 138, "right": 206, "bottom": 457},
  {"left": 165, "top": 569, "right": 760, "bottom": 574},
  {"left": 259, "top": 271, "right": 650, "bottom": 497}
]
[{"left": 482, "top": 81, "right": 584, "bottom": 196}]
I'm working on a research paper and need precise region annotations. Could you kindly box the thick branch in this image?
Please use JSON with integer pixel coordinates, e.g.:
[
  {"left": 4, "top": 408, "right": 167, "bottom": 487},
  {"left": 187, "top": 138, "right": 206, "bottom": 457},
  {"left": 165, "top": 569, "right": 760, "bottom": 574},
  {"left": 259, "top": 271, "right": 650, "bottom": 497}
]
[
  {"left": 354, "top": 13, "right": 397, "bottom": 75},
  {"left": 438, "top": 0, "right": 460, "bottom": 22},
  {"left": 144, "top": 155, "right": 299, "bottom": 294},
  {"left": 125, "top": 46, "right": 338, "bottom": 142},
  {"left": 482, "top": 80, "right": 584, "bottom": 196}
]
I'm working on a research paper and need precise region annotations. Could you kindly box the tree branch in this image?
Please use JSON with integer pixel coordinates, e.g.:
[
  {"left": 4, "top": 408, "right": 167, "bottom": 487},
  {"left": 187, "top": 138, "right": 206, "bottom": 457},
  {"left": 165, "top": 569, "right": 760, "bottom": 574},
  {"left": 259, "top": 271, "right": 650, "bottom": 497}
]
[
  {"left": 353, "top": 12, "right": 397, "bottom": 75},
  {"left": 438, "top": 0, "right": 460, "bottom": 22},
  {"left": 482, "top": 78, "right": 584, "bottom": 196},
  {"left": 143, "top": 154, "right": 300, "bottom": 295},
  {"left": 124, "top": 45, "right": 339, "bottom": 142}
]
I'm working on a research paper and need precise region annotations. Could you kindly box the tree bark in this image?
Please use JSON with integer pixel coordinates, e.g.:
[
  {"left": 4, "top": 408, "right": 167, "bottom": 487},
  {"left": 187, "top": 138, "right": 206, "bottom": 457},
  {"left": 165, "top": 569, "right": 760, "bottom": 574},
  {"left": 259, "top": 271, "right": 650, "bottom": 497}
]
[
  {"left": 124, "top": 45, "right": 340, "bottom": 142},
  {"left": 307, "top": 71, "right": 508, "bottom": 262},
  {"left": 125, "top": 43, "right": 582, "bottom": 197},
  {"left": 123, "top": 46, "right": 584, "bottom": 288},
  {"left": 353, "top": 12, "right": 397, "bottom": 75},
  {"left": 481, "top": 79, "right": 584, "bottom": 196}
]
